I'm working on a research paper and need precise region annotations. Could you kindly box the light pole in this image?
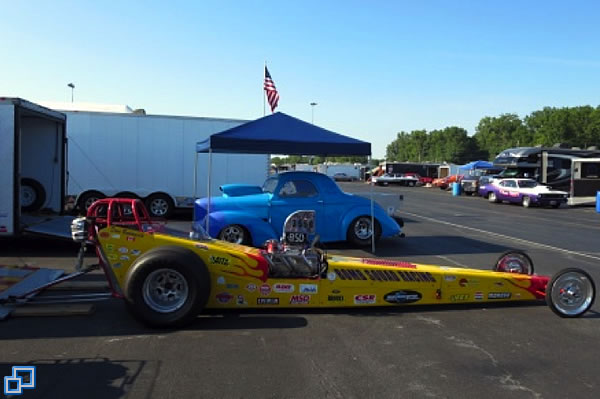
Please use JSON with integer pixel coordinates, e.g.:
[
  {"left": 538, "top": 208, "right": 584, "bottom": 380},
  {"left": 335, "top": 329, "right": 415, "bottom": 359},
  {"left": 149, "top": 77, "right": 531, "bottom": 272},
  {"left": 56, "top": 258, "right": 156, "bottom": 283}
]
[
  {"left": 310, "top": 102, "right": 317, "bottom": 124},
  {"left": 67, "top": 83, "right": 75, "bottom": 103}
]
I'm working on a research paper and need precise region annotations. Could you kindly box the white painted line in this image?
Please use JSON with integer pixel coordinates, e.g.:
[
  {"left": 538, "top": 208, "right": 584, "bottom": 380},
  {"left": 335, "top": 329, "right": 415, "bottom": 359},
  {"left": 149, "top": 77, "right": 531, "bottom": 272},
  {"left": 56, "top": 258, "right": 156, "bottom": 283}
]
[{"left": 404, "top": 211, "right": 600, "bottom": 262}]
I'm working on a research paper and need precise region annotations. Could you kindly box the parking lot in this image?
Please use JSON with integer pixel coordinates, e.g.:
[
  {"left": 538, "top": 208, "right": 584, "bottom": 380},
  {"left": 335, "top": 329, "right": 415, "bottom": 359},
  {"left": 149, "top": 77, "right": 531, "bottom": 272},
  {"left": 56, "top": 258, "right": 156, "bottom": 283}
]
[{"left": 1, "top": 184, "right": 599, "bottom": 399}]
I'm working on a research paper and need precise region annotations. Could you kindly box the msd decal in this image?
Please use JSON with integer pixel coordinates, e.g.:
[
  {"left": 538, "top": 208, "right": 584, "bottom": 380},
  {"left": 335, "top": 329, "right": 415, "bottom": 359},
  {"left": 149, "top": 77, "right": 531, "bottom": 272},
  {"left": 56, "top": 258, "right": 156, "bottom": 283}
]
[
  {"left": 299, "top": 284, "right": 317, "bottom": 294},
  {"left": 354, "top": 294, "right": 376, "bottom": 305},
  {"left": 260, "top": 284, "right": 271, "bottom": 296},
  {"left": 289, "top": 295, "right": 310, "bottom": 305},
  {"left": 216, "top": 292, "right": 233, "bottom": 304},
  {"left": 383, "top": 290, "right": 422, "bottom": 304},
  {"left": 273, "top": 283, "right": 295, "bottom": 293}
]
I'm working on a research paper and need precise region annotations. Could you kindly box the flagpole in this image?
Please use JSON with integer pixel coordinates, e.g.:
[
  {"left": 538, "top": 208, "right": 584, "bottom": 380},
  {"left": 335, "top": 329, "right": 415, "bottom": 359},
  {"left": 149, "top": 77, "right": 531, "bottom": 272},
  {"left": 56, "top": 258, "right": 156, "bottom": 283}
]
[{"left": 263, "top": 61, "right": 266, "bottom": 116}]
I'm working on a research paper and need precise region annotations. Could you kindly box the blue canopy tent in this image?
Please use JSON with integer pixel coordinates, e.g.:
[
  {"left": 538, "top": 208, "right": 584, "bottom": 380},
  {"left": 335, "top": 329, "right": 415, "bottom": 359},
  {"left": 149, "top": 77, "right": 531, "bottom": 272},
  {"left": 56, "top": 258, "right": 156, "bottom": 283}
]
[
  {"left": 194, "top": 112, "right": 379, "bottom": 251},
  {"left": 459, "top": 160, "right": 494, "bottom": 170}
]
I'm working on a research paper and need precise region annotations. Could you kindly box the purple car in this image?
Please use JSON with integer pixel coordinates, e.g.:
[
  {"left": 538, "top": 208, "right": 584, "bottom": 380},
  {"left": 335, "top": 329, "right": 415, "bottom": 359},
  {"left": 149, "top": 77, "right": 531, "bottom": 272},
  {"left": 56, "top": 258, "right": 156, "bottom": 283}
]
[{"left": 479, "top": 178, "right": 568, "bottom": 208}]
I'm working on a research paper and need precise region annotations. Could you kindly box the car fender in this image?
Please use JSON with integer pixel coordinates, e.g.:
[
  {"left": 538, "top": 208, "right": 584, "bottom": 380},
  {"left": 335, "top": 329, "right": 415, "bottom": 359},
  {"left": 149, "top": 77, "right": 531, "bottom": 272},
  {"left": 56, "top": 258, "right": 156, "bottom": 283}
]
[
  {"left": 204, "top": 210, "right": 278, "bottom": 246},
  {"left": 339, "top": 205, "right": 401, "bottom": 239}
]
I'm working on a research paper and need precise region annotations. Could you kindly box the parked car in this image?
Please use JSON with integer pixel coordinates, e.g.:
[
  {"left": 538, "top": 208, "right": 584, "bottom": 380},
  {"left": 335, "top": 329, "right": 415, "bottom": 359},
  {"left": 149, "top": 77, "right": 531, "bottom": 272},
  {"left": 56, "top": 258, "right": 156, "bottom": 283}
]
[
  {"left": 332, "top": 172, "right": 358, "bottom": 182},
  {"left": 372, "top": 173, "right": 420, "bottom": 186},
  {"left": 194, "top": 171, "right": 403, "bottom": 247},
  {"left": 432, "top": 174, "right": 463, "bottom": 190},
  {"left": 402, "top": 172, "right": 433, "bottom": 185},
  {"left": 460, "top": 168, "right": 503, "bottom": 196},
  {"left": 480, "top": 178, "right": 568, "bottom": 208}
]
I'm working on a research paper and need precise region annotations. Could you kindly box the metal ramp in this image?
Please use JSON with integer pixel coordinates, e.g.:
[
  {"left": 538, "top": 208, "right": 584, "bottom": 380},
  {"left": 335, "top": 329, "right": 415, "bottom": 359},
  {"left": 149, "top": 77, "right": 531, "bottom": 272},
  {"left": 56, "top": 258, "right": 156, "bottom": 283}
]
[
  {"left": 21, "top": 215, "right": 76, "bottom": 239},
  {"left": 0, "top": 265, "right": 65, "bottom": 320}
]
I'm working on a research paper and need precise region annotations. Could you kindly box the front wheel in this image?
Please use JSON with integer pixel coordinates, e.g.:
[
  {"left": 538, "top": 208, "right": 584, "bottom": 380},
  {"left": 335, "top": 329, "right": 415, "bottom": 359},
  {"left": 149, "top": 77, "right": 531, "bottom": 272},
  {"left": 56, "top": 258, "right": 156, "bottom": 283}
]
[
  {"left": 347, "top": 216, "right": 381, "bottom": 247},
  {"left": 124, "top": 247, "right": 210, "bottom": 327},
  {"left": 488, "top": 192, "right": 498, "bottom": 203},
  {"left": 522, "top": 196, "right": 531, "bottom": 208},
  {"left": 218, "top": 224, "right": 251, "bottom": 245},
  {"left": 547, "top": 268, "right": 595, "bottom": 318}
]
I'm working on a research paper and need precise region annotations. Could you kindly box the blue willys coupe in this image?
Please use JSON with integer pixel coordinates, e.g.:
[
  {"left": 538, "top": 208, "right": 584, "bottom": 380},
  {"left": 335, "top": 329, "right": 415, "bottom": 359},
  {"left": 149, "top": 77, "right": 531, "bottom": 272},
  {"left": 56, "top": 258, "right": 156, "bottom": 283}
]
[{"left": 194, "top": 171, "right": 403, "bottom": 247}]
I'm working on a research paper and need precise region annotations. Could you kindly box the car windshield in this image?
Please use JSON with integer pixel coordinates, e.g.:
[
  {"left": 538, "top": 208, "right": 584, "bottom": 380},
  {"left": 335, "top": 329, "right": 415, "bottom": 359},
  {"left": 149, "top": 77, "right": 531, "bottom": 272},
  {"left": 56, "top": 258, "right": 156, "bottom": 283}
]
[
  {"left": 262, "top": 177, "right": 279, "bottom": 193},
  {"left": 518, "top": 180, "right": 538, "bottom": 188}
]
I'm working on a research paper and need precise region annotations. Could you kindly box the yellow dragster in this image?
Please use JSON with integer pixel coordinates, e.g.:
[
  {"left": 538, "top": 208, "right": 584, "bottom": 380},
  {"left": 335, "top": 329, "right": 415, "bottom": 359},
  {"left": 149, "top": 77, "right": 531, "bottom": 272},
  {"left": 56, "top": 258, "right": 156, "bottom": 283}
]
[{"left": 69, "top": 199, "right": 595, "bottom": 327}]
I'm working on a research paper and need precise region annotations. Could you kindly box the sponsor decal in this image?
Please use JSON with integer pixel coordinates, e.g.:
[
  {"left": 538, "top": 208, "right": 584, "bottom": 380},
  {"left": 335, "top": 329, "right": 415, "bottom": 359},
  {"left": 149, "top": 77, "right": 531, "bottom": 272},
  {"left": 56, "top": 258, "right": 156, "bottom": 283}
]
[
  {"left": 217, "top": 276, "right": 226, "bottom": 285},
  {"left": 458, "top": 278, "right": 479, "bottom": 287},
  {"left": 112, "top": 263, "right": 122, "bottom": 268},
  {"left": 195, "top": 244, "right": 209, "bottom": 250},
  {"left": 450, "top": 294, "right": 469, "bottom": 302},
  {"left": 226, "top": 283, "right": 239, "bottom": 289},
  {"left": 328, "top": 295, "right": 344, "bottom": 302},
  {"left": 257, "top": 298, "right": 279, "bottom": 305},
  {"left": 273, "top": 283, "right": 295, "bottom": 293},
  {"left": 361, "top": 259, "right": 417, "bottom": 269},
  {"left": 488, "top": 292, "right": 511, "bottom": 300},
  {"left": 289, "top": 295, "right": 310, "bottom": 305},
  {"left": 131, "top": 249, "right": 141, "bottom": 256},
  {"left": 354, "top": 294, "right": 376, "bottom": 305},
  {"left": 494, "top": 282, "right": 504, "bottom": 287},
  {"left": 216, "top": 292, "right": 233, "bottom": 304},
  {"left": 126, "top": 236, "right": 135, "bottom": 242},
  {"left": 236, "top": 295, "right": 247, "bottom": 306},
  {"left": 474, "top": 292, "right": 484, "bottom": 300},
  {"left": 106, "top": 244, "right": 115, "bottom": 252},
  {"left": 331, "top": 289, "right": 341, "bottom": 294},
  {"left": 120, "top": 255, "right": 129, "bottom": 261},
  {"left": 384, "top": 290, "right": 422, "bottom": 304},
  {"left": 260, "top": 284, "right": 271, "bottom": 296},
  {"left": 209, "top": 256, "right": 229, "bottom": 266},
  {"left": 111, "top": 234, "right": 120, "bottom": 239},
  {"left": 107, "top": 254, "right": 118, "bottom": 261},
  {"left": 444, "top": 275, "right": 456, "bottom": 282},
  {"left": 118, "top": 247, "right": 128, "bottom": 254},
  {"left": 327, "top": 272, "right": 336, "bottom": 281},
  {"left": 100, "top": 232, "right": 110, "bottom": 238},
  {"left": 299, "top": 284, "right": 317, "bottom": 294},
  {"left": 246, "top": 283, "right": 257, "bottom": 292}
]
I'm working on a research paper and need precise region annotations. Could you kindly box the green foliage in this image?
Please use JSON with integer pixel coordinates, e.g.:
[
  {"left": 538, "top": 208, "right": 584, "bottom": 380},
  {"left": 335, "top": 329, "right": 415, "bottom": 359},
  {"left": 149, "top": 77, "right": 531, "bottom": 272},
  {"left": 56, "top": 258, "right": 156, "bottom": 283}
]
[
  {"left": 385, "top": 105, "right": 600, "bottom": 163},
  {"left": 270, "top": 155, "right": 367, "bottom": 165}
]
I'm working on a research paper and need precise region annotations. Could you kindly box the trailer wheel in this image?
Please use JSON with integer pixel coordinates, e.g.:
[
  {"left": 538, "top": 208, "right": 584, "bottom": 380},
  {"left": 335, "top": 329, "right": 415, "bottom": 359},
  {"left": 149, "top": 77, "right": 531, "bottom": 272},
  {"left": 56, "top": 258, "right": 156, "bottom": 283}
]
[
  {"left": 145, "top": 193, "right": 174, "bottom": 219},
  {"left": 124, "top": 246, "right": 210, "bottom": 327},
  {"left": 493, "top": 250, "right": 534, "bottom": 275},
  {"left": 77, "top": 191, "right": 105, "bottom": 212},
  {"left": 20, "top": 178, "right": 46, "bottom": 212},
  {"left": 347, "top": 216, "right": 381, "bottom": 247},
  {"left": 547, "top": 268, "right": 595, "bottom": 318}
]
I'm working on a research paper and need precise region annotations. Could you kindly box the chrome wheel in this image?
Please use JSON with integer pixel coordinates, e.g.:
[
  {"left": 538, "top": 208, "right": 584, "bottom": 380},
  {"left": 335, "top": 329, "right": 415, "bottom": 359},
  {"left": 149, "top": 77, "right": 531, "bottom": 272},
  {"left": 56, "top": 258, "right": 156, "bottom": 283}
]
[
  {"left": 522, "top": 196, "right": 531, "bottom": 208},
  {"left": 84, "top": 196, "right": 100, "bottom": 209},
  {"left": 488, "top": 192, "right": 497, "bottom": 203},
  {"left": 150, "top": 198, "right": 169, "bottom": 217},
  {"left": 550, "top": 271, "right": 594, "bottom": 317},
  {"left": 20, "top": 186, "right": 36, "bottom": 207},
  {"left": 219, "top": 225, "right": 246, "bottom": 244},
  {"left": 495, "top": 251, "right": 533, "bottom": 274},
  {"left": 353, "top": 217, "right": 373, "bottom": 240},
  {"left": 142, "top": 268, "right": 189, "bottom": 313}
]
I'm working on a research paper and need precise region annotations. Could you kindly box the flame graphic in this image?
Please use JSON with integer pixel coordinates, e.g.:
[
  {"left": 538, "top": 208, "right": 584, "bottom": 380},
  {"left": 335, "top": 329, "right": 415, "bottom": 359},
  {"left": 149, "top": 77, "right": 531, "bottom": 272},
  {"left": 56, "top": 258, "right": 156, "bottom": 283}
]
[{"left": 224, "top": 253, "right": 269, "bottom": 282}]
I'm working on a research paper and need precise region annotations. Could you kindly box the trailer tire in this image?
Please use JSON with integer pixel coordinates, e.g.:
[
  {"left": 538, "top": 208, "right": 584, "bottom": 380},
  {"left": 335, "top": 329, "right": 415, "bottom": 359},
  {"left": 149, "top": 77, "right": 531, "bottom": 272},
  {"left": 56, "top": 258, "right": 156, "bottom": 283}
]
[
  {"left": 77, "top": 191, "right": 105, "bottom": 213},
  {"left": 20, "top": 178, "right": 46, "bottom": 212},
  {"left": 145, "top": 193, "right": 174, "bottom": 219},
  {"left": 124, "top": 246, "right": 210, "bottom": 328}
]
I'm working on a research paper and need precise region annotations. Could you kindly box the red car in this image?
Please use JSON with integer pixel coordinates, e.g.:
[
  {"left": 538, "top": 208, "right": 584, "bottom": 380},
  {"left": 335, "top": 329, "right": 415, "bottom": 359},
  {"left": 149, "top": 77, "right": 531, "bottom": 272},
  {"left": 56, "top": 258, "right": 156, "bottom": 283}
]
[{"left": 403, "top": 173, "right": 433, "bottom": 185}]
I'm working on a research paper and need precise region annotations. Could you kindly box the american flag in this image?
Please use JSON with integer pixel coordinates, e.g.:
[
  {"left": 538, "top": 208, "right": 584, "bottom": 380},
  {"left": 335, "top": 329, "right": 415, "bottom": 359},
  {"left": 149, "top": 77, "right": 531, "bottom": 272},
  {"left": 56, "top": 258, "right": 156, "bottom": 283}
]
[{"left": 264, "top": 66, "right": 279, "bottom": 113}]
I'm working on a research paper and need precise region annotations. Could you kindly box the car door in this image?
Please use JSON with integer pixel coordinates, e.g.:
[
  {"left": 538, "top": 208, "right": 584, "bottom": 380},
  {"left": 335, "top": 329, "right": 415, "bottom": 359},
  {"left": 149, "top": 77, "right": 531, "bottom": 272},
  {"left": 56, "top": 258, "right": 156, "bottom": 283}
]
[
  {"left": 269, "top": 178, "right": 325, "bottom": 241},
  {"left": 496, "top": 180, "right": 509, "bottom": 200}
]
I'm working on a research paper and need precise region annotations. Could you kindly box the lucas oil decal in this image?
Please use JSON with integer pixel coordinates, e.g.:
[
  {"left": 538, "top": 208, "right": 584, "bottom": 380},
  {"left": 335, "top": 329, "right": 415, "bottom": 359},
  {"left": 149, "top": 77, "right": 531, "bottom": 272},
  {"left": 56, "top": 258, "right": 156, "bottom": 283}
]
[
  {"left": 299, "top": 284, "right": 317, "bottom": 294},
  {"left": 383, "top": 290, "right": 422, "bottom": 304}
]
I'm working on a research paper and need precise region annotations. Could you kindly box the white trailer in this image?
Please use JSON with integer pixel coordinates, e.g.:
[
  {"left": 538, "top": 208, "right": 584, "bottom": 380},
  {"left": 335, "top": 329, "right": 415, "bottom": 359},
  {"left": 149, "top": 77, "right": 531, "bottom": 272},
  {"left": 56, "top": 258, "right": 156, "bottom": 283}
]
[
  {"left": 61, "top": 110, "right": 269, "bottom": 218},
  {"left": 0, "top": 98, "right": 68, "bottom": 237},
  {"left": 316, "top": 163, "right": 361, "bottom": 179}
]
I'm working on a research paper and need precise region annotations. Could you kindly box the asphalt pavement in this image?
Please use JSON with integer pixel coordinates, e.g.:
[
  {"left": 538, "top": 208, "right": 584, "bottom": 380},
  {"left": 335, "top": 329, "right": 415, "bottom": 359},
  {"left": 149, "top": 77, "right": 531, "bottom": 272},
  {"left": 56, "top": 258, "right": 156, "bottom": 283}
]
[{"left": 1, "top": 184, "right": 599, "bottom": 399}]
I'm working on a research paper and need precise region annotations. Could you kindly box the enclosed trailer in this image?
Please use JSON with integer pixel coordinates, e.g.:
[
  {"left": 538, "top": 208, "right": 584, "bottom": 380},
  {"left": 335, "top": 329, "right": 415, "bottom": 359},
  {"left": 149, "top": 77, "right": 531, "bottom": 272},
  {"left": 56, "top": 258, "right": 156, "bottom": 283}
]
[
  {"left": 0, "top": 98, "right": 68, "bottom": 237},
  {"left": 60, "top": 110, "right": 269, "bottom": 218}
]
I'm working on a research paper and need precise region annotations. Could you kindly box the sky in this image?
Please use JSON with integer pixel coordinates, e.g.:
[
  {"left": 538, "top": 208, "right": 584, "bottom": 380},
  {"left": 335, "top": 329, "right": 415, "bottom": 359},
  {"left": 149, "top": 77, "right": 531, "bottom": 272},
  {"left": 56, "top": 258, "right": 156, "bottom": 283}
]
[{"left": 2, "top": 0, "right": 599, "bottom": 158}]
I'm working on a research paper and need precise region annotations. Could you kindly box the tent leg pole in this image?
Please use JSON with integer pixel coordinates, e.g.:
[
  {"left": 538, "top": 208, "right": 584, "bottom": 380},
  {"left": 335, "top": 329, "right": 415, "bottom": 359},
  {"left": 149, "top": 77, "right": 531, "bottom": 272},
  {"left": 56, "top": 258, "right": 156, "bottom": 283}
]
[
  {"left": 206, "top": 149, "right": 212, "bottom": 234},
  {"left": 370, "top": 156, "right": 375, "bottom": 254},
  {"left": 193, "top": 153, "right": 198, "bottom": 200}
]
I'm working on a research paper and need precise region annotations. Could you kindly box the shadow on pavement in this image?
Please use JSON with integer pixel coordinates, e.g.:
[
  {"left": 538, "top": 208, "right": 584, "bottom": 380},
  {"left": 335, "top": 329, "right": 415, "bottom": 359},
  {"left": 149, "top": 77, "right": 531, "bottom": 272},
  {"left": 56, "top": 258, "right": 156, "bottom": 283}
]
[{"left": 0, "top": 358, "right": 155, "bottom": 399}]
